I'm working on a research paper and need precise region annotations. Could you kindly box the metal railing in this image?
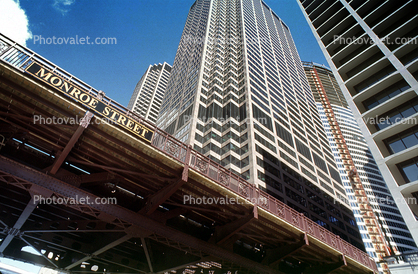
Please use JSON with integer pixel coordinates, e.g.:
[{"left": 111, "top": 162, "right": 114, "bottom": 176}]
[{"left": 0, "top": 33, "right": 378, "bottom": 272}]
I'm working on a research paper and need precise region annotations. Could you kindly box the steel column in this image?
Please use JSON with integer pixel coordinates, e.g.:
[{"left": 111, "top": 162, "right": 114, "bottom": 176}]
[{"left": 49, "top": 111, "right": 93, "bottom": 175}]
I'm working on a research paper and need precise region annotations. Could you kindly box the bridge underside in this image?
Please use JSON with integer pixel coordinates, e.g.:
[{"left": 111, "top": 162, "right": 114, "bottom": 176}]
[{"left": 0, "top": 60, "right": 375, "bottom": 274}]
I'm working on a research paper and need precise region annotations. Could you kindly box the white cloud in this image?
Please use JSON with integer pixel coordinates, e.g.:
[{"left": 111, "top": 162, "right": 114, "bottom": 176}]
[
  {"left": 0, "top": 0, "right": 32, "bottom": 46},
  {"left": 53, "top": 0, "right": 75, "bottom": 15}
]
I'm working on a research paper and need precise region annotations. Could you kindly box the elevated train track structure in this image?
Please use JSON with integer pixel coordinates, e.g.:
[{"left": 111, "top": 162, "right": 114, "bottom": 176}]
[{"left": 0, "top": 34, "right": 377, "bottom": 273}]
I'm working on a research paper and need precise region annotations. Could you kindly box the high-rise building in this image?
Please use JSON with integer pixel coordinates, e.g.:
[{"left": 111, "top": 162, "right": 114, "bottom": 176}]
[
  {"left": 128, "top": 63, "right": 171, "bottom": 123},
  {"left": 304, "top": 62, "right": 417, "bottom": 266},
  {"left": 157, "top": 0, "right": 365, "bottom": 249},
  {"left": 297, "top": 0, "right": 418, "bottom": 245}
]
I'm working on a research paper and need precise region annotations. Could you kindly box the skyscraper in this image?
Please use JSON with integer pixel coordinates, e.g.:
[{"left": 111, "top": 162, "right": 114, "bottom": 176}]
[
  {"left": 304, "top": 62, "right": 417, "bottom": 266},
  {"left": 297, "top": 0, "right": 418, "bottom": 244},
  {"left": 157, "top": 0, "right": 364, "bottom": 249},
  {"left": 128, "top": 63, "right": 171, "bottom": 123}
]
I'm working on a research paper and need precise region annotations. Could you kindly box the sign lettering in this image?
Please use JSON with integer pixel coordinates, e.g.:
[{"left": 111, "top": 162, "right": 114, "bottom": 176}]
[{"left": 25, "top": 62, "right": 154, "bottom": 142}]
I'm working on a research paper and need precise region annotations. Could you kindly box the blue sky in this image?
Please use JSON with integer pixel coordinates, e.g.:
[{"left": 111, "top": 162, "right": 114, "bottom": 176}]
[{"left": 2, "top": 0, "right": 327, "bottom": 108}]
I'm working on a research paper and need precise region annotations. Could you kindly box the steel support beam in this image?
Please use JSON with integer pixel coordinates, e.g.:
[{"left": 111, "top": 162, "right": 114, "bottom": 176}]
[
  {"left": 164, "top": 202, "right": 245, "bottom": 217},
  {"left": 141, "top": 237, "right": 153, "bottom": 272},
  {"left": 0, "top": 77, "right": 79, "bottom": 123},
  {"left": 79, "top": 172, "right": 115, "bottom": 184},
  {"left": 22, "top": 219, "right": 122, "bottom": 233},
  {"left": 68, "top": 158, "right": 178, "bottom": 182},
  {"left": 140, "top": 178, "right": 185, "bottom": 215},
  {"left": 0, "top": 156, "right": 277, "bottom": 274},
  {"left": 0, "top": 184, "right": 52, "bottom": 254},
  {"left": 49, "top": 111, "right": 93, "bottom": 175},
  {"left": 262, "top": 233, "right": 309, "bottom": 266},
  {"left": 0, "top": 111, "right": 34, "bottom": 122},
  {"left": 64, "top": 234, "right": 132, "bottom": 270},
  {"left": 155, "top": 257, "right": 215, "bottom": 274},
  {"left": 19, "top": 235, "right": 59, "bottom": 268},
  {"left": 303, "top": 255, "right": 347, "bottom": 274},
  {"left": 210, "top": 206, "right": 258, "bottom": 245},
  {"left": 85, "top": 125, "right": 180, "bottom": 175},
  {"left": 147, "top": 207, "right": 188, "bottom": 224},
  {"left": 235, "top": 232, "right": 282, "bottom": 244},
  {"left": 160, "top": 207, "right": 188, "bottom": 222},
  {"left": 181, "top": 145, "right": 192, "bottom": 182},
  {"left": 0, "top": 197, "right": 37, "bottom": 253}
]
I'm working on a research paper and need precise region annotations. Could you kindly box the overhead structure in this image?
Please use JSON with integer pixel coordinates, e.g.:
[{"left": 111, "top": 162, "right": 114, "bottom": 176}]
[{"left": 0, "top": 34, "right": 377, "bottom": 273}]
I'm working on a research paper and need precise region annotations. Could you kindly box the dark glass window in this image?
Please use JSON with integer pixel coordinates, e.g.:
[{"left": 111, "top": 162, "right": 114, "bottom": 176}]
[
  {"left": 353, "top": 64, "right": 396, "bottom": 94},
  {"left": 375, "top": 97, "right": 418, "bottom": 130},
  {"left": 397, "top": 156, "right": 418, "bottom": 183},
  {"left": 275, "top": 122, "right": 294, "bottom": 147},
  {"left": 255, "top": 133, "right": 277, "bottom": 154},
  {"left": 252, "top": 104, "right": 273, "bottom": 131},
  {"left": 313, "top": 153, "right": 328, "bottom": 174},
  {"left": 389, "top": 139, "right": 406, "bottom": 154},
  {"left": 403, "top": 134, "right": 418, "bottom": 148},
  {"left": 384, "top": 125, "right": 418, "bottom": 154},
  {"left": 363, "top": 80, "right": 410, "bottom": 111},
  {"left": 296, "top": 138, "right": 311, "bottom": 161}
]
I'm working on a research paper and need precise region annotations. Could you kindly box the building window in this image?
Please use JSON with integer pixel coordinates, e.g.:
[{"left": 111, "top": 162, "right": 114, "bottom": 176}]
[
  {"left": 397, "top": 156, "right": 418, "bottom": 183},
  {"left": 375, "top": 98, "right": 418, "bottom": 130},
  {"left": 384, "top": 125, "right": 418, "bottom": 154},
  {"left": 363, "top": 80, "right": 410, "bottom": 111}
]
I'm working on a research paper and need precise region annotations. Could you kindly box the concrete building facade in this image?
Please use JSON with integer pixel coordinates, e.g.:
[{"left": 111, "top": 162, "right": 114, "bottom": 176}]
[
  {"left": 304, "top": 62, "right": 417, "bottom": 269},
  {"left": 298, "top": 0, "right": 418, "bottom": 245},
  {"left": 157, "top": 0, "right": 365, "bottom": 249},
  {"left": 128, "top": 63, "right": 171, "bottom": 123}
]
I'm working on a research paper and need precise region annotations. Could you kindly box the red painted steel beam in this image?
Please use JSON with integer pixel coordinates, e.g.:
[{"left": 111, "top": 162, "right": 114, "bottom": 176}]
[
  {"left": 210, "top": 206, "right": 258, "bottom": 245},
  {"left": 0, "top": 96, "right": 70, "bottom": 148},
  {"left": 0, "top": 111, "right": 34, "bottom": 122},
  {"left": 163, "top": 201, "right": 246, "bottom": 218},
  {"left": 155, "top": 257, "right": 216, "bottom": 274},
  {"left": 303, "top": 254, "right": 347, "bottom": 274},
  {"left": 49, "top": 111, "right": 93, "bottom": 175},
  {"left": 68, "top": 158, "right": 178, "bottom": 183},
  {"left": 0, "top": 77, "right": 81, "bottom": 122},
  {"left": 0, "top": 155, "right": 278, "bottom": 274},
  {"left": 262, "top": 233, "right": 309, "bottom": 266},
  {"left": 86, "top": 124, "right": 180, "bottom": 176},
  {"left": 141, "top": 237, "right": 153, "bottom": 272},
  {"left": 0, "top": 185, "right": 52, "bottom": 253},
  {"left": 1, "top": 75, "right": 179, "bottom": 178},
  {"left": 64, "top": 234, "right": 132, "bottom": 270},
  {"left": 79, "top": 172, "right": 115, "bottom": 184},
  {"left": 140, "top": 178, "right": 185, "bottom": 215}
]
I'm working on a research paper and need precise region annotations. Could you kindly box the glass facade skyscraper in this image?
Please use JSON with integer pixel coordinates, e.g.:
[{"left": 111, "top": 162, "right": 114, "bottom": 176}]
[
  {"left": 157, "top": 0, "right": 365, "bottom": 249},
  {"left": 304, "top": 62, "right": 417, "bottom": 266},
  {"left": 297, "top": 0, "right": 418, "bottom": 245},
  {"left": 128, "top": 63, "right": 171, "bottom": 123}
]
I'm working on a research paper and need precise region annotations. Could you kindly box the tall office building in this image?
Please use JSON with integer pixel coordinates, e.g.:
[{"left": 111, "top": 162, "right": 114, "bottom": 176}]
[
  {"left": 304, "top": 62, "right": 417, "bottom": 264},
  {"left": 128, "top": 63, "right": 171, "bottom": 123},
  {"left": 157, "top": 0, "right": 365, "bottom": 249},
  {"left": 297, "top": 0, "right": 418, "bottom": 244}
]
